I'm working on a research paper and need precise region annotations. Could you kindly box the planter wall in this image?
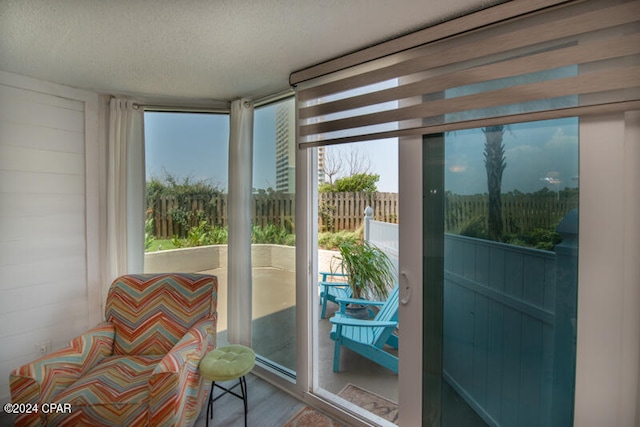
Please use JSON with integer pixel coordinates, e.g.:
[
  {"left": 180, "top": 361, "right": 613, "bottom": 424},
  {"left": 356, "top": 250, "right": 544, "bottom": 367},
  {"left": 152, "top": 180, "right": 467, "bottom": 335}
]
[{"left": 145, "top": 244, "right": 301, "bottom": 273}]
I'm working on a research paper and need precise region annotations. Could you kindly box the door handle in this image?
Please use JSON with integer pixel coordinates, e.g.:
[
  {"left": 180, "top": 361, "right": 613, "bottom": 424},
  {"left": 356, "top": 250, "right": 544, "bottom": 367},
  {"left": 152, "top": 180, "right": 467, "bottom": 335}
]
[{"left": 400, "top": 271, "right": 411, "bottom": 305}]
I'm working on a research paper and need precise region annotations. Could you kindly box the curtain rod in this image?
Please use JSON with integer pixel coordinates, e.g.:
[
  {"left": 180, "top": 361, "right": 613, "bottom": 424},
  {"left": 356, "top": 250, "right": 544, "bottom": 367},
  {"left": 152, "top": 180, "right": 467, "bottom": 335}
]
[
  {"left": 133, "top": 104, "right": 230, "bottom": 114},
  {"left": 108, "top": 95, "right": 230, "bottom": 113},
  {"left": 253, "top": 89, "right": 295, "bottom": 108},
  {"left": 109, "top": 90, "right": 295, "bottom": 112}
]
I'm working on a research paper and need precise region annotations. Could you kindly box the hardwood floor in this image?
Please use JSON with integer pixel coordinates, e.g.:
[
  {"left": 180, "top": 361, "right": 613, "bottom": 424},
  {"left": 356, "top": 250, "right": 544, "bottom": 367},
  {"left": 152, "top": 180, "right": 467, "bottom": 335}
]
[{"left": 195, "top": 374, "right": 308, "bottom": 427}]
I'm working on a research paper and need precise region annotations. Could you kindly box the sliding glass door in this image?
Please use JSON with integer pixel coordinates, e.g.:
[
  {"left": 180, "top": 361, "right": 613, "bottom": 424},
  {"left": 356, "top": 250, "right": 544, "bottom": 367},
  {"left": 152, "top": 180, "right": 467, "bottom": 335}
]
[
  {"left": 422, "top": 118, "right": 579, "bottom": 426},
  {"left": 313, "top": 139, "right": 400, "bottom": 425}
]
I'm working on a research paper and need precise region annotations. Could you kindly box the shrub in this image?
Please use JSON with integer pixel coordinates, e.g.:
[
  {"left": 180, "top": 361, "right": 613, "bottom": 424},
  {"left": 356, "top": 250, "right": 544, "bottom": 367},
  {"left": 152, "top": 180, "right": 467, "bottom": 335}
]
[
  {"left": 319, "top": 173, "right": 380, "bottom": 193},
  {"left": 147, "top": 173, "right": 223, "bottom": 237},
  {"left": 172, "top": 222, "right": 228, "bottom": 248},
  {"left": 145, "top": 217, "right": 155, "bottom": 250},
  {"left": 505, "top": 228, "right": 562, "bottom": 251},
  {"left": 318, "top": 230, "right": 359, "bottom": 250},
  {"left": 252, "top": 224, "right": 294, "bottom": 245}
]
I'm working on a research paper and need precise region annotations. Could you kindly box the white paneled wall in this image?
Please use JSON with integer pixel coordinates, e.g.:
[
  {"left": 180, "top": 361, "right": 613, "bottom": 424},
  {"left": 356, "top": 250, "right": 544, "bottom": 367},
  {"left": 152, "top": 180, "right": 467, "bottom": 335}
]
[{"left": 0, "top": 72, "right": 99, "bottom": 404}]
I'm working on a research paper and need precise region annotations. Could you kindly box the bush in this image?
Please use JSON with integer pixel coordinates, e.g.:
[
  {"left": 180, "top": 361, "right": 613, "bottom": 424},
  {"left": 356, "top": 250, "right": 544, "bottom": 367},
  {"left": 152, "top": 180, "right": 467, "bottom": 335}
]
[
  {"left": 319, "top": 173, "right": 379, "bottom": 193},
  {"left": 172, "top": 221, "right": 228, "bottom": 248},
  {"left": 252, "top": 224, "right": 294, "bottom": 245},
  {"left": 145, "top": 217, "right": 155, "bottom": 250},
  {"left": 458, "top": 216, "right": 488, "bottom": 239},
  {"left": 318, "top": 230, "right": 359, "bottom": 250},
  {"left": 505, "top": 228, "right": 562, "bottom": 251},
  {"left": 147, "top": 173, "right": 223, "bottom": 237},
  {"left": 171, "top": 223, "right": 295, "bottom": 248}
]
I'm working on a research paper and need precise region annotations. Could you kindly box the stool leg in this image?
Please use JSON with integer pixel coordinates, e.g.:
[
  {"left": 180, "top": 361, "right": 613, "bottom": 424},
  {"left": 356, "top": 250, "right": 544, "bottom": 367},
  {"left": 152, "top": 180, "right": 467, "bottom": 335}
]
[
  {"left": 206, "top": 381, "right": 215, "bottom": 427},
  {"left": 240, "top": 376, "right": 248, "bottom": 427}
]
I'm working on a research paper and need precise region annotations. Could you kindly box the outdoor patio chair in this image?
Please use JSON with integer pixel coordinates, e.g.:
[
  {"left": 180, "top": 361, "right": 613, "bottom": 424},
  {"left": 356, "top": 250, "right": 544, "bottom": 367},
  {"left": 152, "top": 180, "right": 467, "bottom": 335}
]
[
  {"left": 329, "top": 284, "right": 399, "bottom": 373},
  {"left": 10, "top": 273, "right": 218, "bottom": 427},
  {"left": 318, "top": 271, "right": 351, "bottom": 319}
]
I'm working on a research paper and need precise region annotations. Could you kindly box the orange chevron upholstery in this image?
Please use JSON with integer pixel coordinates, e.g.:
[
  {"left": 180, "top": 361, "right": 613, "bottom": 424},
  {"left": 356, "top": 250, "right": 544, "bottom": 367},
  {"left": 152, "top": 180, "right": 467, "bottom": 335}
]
[{"left": 10, "top": 273, "right": 218, "bottom": 427}]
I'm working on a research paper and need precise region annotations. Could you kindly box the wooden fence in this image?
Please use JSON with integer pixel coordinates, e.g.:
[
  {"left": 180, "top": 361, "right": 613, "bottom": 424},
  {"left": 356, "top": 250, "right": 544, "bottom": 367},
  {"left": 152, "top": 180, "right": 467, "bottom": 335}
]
[
  {"left": 319, "top": 192, "right": 399, "bottom": 232},
  {"left": 148, "top": 192, "right": 400, "bottom": 239},
  {"left": 148, "top": 191, "right": 577, "bottom": 239},
  {"left": 446, "top": 193, "right": 578, "bottom": 235}
]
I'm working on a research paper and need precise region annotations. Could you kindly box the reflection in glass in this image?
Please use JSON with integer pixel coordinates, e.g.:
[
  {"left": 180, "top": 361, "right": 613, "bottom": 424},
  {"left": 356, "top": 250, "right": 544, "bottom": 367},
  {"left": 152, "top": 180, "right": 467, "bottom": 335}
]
[{"left": 425, "top": 118, "right": 579, "bottom": 426}]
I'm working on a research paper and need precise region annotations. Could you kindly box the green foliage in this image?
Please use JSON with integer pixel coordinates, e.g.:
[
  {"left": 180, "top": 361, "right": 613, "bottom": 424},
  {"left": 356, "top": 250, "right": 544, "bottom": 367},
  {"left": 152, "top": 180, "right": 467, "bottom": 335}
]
[
  {"left": 145, "top": 239, "right": 177, "bottom": 252},
  {"left": 319, "top": 202, "right": 336, "bottom": 232},
  {"left": 320, "top": 173, "right": 379, "bottom": 193},
  {"left": 147, "top": 173, "right": 223, "bottom": 236},
  {"left": 334, "top": 240, "right": 395, "bottom": 300},
  {"left": 170, "top": 223, "right": 295, "bottom": 248},
  {"left": 505, "top": 228, "right": 563, "bottom": 251},
  {"left": 318, "top": 182, "right": 333, "bottom": 193},
  {"left": 172, "top": 221, "right": 228, "bottom": 248},
  {"left": 145, "top": 217, "right": 155, "bottom": 250},
  {"left": 318, "top": 230, "right": 359, "bottom": 250},
  {"left": 458, "top": 216, "right": 488, "bottom": 239},
  {"left": 251, "top": 224, "right": 295, "bottom": 245}
]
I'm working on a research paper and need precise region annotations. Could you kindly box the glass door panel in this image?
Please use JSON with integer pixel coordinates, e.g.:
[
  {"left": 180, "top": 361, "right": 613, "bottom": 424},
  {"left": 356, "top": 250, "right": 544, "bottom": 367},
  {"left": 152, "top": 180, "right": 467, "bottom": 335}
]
[
  {"left": 315, "top": 139, "right": 400, "bottom": 424},
  {"left": 424, "top": 118, "right": 579, "bottom": 426},
  {"left": 252, "top": 98, "right": 297, "bottom": 374}
]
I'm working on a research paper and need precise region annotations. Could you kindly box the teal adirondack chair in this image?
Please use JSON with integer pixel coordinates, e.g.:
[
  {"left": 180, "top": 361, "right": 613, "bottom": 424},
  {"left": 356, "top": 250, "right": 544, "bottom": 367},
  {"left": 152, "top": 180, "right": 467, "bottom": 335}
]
[
  {"left": 329, "top": 285, "right": 399, "bottom": 373},
  {"left": 318, "top": 271, "right": 351, "bottom": 319}
]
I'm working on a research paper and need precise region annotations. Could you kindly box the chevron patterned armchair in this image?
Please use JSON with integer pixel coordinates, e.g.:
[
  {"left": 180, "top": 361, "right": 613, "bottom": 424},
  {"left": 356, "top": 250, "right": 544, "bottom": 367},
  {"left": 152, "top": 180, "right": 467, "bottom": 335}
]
[{"left": 10, "top": 273, "right": 218, "bottom": 427}]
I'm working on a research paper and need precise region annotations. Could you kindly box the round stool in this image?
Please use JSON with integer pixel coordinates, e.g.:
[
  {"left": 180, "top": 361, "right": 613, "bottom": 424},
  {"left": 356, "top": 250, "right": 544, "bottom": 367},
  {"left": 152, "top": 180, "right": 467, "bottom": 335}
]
[{"left": 200, "top": 344, "right": 256, "bottom": 427}]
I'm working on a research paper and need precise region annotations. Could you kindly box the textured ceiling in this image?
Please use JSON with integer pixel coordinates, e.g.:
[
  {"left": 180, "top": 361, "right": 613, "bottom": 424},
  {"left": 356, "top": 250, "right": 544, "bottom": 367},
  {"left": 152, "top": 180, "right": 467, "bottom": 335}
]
[{"left": 0, "top": 0, "right": 492, "bottom": 101}]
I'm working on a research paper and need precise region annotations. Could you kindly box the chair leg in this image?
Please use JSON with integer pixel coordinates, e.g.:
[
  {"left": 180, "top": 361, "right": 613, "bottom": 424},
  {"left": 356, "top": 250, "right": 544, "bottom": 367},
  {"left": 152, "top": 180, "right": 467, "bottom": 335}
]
[
  {"left": 321, "top": 296, "right": 328, "bottom": 319},
  {"left": 333, "top": 341, "right": 342, "bottom": 372}
]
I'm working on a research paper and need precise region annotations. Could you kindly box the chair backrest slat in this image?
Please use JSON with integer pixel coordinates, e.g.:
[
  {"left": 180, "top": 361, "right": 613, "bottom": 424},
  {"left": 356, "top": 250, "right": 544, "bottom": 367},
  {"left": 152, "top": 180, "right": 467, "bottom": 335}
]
[{"left": 372, "top": 285, "right": 399, "bottom": 347}]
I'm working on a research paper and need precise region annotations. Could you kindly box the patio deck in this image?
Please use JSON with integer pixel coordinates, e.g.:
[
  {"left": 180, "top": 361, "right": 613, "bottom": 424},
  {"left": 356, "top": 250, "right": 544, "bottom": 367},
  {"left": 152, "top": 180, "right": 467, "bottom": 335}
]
[{"left": 197, "top": 266, "right": 399, "bottom": 405}]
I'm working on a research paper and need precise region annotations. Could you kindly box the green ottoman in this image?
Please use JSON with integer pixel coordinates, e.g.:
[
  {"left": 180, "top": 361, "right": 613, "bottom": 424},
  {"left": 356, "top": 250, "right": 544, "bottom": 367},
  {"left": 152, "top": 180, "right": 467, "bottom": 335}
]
[{"left": 200, "top": 344, "right": 256, "bottom": 427}]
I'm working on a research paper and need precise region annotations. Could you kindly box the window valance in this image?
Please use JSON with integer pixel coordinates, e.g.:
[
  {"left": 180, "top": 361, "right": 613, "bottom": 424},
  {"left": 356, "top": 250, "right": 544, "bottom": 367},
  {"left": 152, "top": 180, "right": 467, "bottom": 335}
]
[{"left": 292, "top": 0, "right": 640, "bottom": 147}]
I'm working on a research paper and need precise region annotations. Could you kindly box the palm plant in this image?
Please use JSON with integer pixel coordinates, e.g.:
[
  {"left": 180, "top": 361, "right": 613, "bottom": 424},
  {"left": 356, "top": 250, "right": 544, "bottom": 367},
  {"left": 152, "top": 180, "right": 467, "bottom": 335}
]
[{"left": 335, "top": 239, "right": 395, "bottom": 301}]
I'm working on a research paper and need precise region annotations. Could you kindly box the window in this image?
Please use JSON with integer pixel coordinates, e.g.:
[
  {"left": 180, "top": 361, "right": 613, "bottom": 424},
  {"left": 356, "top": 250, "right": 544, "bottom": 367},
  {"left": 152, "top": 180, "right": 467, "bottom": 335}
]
[{"left": 143, "top": 111, "right": 230, "bottom": 343}]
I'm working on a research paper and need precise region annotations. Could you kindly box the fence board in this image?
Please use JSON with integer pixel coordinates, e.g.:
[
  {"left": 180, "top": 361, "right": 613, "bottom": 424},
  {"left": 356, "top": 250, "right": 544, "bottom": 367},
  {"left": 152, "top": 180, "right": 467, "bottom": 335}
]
[{"left": 148, "top": 191, "right": 576, "bottom": 238}]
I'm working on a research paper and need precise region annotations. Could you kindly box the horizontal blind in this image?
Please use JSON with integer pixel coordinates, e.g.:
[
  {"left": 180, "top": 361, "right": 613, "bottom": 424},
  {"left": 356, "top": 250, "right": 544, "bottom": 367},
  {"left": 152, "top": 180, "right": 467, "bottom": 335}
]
[{"left": 295, "top": 0, "right": 640, "bottom": 147}]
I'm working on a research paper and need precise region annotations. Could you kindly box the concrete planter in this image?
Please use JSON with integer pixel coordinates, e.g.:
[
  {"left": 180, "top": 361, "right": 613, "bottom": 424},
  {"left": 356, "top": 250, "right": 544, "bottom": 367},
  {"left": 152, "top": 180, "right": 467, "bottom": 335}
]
[{"left": 145, "top": 244, "right": 338, "bottom": 273}]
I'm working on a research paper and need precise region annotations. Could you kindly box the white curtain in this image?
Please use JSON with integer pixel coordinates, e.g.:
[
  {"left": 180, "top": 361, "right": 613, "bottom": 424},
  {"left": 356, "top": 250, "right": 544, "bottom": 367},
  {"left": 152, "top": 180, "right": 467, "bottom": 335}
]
[
  {"left": 227, "top": 98, "right": 254, "bottom": 345},
  {"left": 105, "top": 98, "right": 145, "bottom": 289}
]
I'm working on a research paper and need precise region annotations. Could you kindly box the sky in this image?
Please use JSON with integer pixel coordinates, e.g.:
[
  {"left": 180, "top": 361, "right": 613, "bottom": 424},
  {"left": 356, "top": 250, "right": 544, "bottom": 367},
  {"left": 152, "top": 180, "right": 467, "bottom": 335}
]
[
  {"left": 144, "top": 104, "right": 400, "bottom": 193},
  {"left": 144, "top": 111, "right": 577, "bottom": 196},
  {"left": 144, "top": 112, "right": 230, "bottom": 190},
  {"left": 445, "top": 117, "right": 579, "bottom": 195}
]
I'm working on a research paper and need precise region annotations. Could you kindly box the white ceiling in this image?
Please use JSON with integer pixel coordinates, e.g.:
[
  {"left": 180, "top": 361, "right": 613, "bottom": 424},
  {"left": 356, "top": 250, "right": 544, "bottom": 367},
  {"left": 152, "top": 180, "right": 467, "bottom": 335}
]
[{"left": 0, "top": 0, "right": 493, "bottom": 101}]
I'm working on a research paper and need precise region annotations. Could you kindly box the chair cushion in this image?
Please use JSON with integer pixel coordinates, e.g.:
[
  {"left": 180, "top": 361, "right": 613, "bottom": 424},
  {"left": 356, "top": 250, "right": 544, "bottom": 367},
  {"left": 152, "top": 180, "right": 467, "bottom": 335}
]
[
  {"left": 199, "top": 345, "right": 256, "bottom": 382},
  {"left": 47, "top": 355, "right": 163, "bottom": 426},
  {"left": 105, "top": 273, "right": 216, "bottom": 355}
]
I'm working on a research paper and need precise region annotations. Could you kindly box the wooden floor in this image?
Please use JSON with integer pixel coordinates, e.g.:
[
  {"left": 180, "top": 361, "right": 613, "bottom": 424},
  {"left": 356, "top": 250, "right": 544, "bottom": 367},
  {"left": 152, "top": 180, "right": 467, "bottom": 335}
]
[{"left": 195, "top": 374, "right": 309, "bottom": 427}]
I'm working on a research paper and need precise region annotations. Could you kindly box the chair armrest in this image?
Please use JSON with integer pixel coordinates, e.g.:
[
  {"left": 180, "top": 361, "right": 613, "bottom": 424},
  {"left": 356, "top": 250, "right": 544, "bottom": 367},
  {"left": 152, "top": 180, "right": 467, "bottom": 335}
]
[
  {"left": 319, "top": 271, "right": 348, "bottom": 282},
  {"left": 319, "top": 281, "right": 349, "bottom": 288},
  {"left": 335, "top": 297, "right": 385, "bottom": 307},
  {"left": 330, "top": 315, "right": 396, "bottom": 328},
  {"left": 10, "top": 322, "right": 115, "bottom": 425},
  {"left": 149, "top": 318, "right": 216, "bottom": 426}
]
